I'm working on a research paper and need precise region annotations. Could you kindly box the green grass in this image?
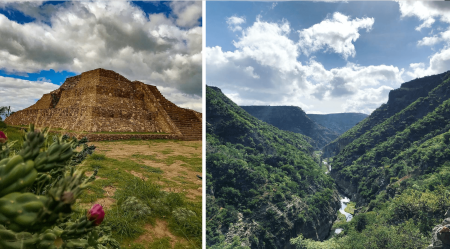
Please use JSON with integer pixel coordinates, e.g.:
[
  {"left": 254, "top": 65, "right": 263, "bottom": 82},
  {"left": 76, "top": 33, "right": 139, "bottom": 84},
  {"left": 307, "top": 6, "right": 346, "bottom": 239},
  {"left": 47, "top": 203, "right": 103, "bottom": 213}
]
[
  {"left": 179, "top": 142, "right": 202, "bottom": 150},
  {"left": 161, "top": 148, "right": 175, "bottom": 155},
  {"left": 344, "top": 202, "right": 356, "bottom": 215},
  {"left": 131, "top": 153, "right": 202, "bottom": 173},
  {"left": 0, "top": 126, "right": 25, "bottom": 151},
  {"left": 0, "top": 125, "right": 55, "bottom": 152},
  {"left": 76, "top": 142, "right": 202, "bottom": 248},
  {"left": 128, "top": 238, "right": 197, "bottom": 249}
]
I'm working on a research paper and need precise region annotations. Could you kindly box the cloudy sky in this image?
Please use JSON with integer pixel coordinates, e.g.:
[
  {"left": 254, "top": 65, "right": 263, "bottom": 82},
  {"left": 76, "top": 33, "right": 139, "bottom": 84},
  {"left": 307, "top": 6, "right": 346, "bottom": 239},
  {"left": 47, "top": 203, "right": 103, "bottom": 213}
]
[
  {"left": 0, "top": 1, "right": 202, "bottom": 113},
  {"left": 206, "top": 1, "right": 450, "bottom": 114}
]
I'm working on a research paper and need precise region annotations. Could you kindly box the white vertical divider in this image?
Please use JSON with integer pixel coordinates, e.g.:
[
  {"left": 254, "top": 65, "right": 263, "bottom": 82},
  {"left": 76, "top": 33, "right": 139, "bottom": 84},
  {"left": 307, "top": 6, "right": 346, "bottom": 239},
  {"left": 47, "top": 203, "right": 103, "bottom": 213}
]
[{"left": 201, "top": 0, "right": 207, "bottom": 248}]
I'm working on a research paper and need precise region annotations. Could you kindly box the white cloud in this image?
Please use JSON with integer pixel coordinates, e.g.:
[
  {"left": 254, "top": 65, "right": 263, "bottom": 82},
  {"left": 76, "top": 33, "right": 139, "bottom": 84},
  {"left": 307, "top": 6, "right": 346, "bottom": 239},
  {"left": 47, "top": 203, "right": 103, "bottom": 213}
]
[
  {"left": 0, "top": 1, "right": 202, "bottom": 112},
  {"left": 270, "top": 2, "right": 278, "bottom": 10},
  {"left": 418, "top": 35, "right": 442, "bottom": 46},
  {"left": 415, "top": 18, "right": 435, "bottom": 31},
  {"left": 408, "top": 47, "right": 450, "bottom": 79},
  {"left": 298, "top": 12, "right": 374, "bottom": 59},
  {"left": 342, "top": 86, "right": 393, "bottom": 114},
  {"left": 399, "top": 2, "right": 450, "bottom": 80},
  {"left": 0, "top": 76, "right": 59, "bottom": 112},
  {"left": 244, "top": 66, "right": 260, "bottom": 79},
  {"left": 206, "top": 16, "right": 403, "bottom": 114},
  {"left": 169, "top": 1, "right": 202, "bottom": 28},
  {"left": 232, "top": 17, "right": 299, "bottom": 72},
  {"left": 399, "top": 1, "right": 450, "bottom": 29},
  {"left": 227, "top": 16, "right": 246, "bottom": 32}
]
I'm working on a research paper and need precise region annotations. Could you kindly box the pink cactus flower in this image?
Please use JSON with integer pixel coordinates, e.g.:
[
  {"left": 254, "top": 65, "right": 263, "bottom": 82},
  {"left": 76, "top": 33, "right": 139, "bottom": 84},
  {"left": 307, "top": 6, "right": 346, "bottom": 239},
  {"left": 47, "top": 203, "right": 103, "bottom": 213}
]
[
  {"left": 87, "top": 204, "right": 105, "bottom": 226},
  {"left": 0, "top": 131, "right": 7, "bottom": 144}
]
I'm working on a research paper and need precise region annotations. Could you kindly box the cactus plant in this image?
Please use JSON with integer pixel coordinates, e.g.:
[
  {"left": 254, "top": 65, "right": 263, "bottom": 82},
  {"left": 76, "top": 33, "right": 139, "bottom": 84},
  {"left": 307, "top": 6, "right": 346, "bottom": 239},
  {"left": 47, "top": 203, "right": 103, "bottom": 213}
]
[
  {"left": 0, "top": 124, "right": 119, "bottom": 248},
  {"left": 121, "top": 197, "right": 151, "bottom": 220}
]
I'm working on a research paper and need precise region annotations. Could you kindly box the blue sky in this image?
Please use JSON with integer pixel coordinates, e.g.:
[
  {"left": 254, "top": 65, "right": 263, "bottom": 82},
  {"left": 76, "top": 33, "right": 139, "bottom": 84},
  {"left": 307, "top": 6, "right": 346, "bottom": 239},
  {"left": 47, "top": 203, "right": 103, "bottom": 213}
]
[
  {"left": 206, "top": 1, "right": 450, "bottom": 114},
  {"left": 0, "top": 1, "right": 202, "bottom": 113}
]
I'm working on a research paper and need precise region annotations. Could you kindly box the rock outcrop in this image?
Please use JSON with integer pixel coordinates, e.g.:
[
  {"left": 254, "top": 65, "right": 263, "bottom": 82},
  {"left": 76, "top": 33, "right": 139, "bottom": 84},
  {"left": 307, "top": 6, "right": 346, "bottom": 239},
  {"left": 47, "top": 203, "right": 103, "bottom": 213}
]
[
  {"left": 5, "top": 68, "right": 201, "bottom": 140},
  {"left": 428, "top": 209, "right": 450, "bottom": 249}
]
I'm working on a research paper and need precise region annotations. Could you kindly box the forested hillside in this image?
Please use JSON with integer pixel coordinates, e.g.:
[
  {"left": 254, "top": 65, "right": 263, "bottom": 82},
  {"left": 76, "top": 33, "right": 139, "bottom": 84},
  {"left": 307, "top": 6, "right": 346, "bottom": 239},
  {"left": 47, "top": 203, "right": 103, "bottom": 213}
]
[
  {"left": 323, "top": 71, "right": 449, "bottom": 158},
  {"left": 206, "top": 86, "right": 340, "bottom": 248},
  {"left": 307, "top": 113, "right": 368, "bottom": 136},
  {"left": 325, "top": 71, "right": 450, "bottom": 204},
  {"left": 295, "top": 71, "right": 450, "bottom": 248},
  {"left": 240, "top": 106, "right": 338, "bottom": 149}
]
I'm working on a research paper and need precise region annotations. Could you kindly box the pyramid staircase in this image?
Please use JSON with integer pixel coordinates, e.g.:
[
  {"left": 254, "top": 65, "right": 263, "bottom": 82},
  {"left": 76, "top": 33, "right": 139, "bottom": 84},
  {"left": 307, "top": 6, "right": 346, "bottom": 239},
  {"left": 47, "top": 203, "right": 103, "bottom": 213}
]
[{"left": 147, "top": 86, "right": 202, "bottom": 141}]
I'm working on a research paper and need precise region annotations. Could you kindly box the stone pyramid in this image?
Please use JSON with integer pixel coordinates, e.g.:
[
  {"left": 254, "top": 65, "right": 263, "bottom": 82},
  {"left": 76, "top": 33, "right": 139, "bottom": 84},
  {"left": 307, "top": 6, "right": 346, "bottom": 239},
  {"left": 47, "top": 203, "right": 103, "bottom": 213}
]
[{"left": 5, "top": 68, "right": 201, "bottom": 141}]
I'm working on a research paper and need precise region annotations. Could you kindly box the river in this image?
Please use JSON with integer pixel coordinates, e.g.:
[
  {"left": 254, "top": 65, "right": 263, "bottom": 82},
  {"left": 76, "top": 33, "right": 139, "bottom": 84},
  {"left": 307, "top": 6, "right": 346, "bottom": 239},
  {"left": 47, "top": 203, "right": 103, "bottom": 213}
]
[
  {"left": 334, "top": 196, "right": 353, "bottom": 234},
  {"left": 322, "top": 158, "right": 352, "bottom": 234}
]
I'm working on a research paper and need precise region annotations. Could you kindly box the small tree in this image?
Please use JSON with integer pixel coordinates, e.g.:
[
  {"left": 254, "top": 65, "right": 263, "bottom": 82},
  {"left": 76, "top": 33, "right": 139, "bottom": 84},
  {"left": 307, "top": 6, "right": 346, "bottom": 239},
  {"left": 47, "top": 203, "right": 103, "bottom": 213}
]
[{"left": 0, "top": 106, "right": 11, "bottom": 120}]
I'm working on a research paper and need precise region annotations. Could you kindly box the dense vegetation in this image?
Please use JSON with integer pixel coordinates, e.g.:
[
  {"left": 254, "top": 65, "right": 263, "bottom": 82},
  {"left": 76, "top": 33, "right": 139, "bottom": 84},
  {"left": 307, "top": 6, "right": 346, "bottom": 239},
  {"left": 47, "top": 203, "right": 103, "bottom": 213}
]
[
  {"left": 291, "top": 71, "right": 450, "bottom": 248},
  {"left": 328, "top": 71, "right": 450, "bottom": 204},
  {"left": 206, "top": 86, "right": 339, "bottom": 248},
  {"left": 240, "top": 106, "right": 338, "bottom": 149}
]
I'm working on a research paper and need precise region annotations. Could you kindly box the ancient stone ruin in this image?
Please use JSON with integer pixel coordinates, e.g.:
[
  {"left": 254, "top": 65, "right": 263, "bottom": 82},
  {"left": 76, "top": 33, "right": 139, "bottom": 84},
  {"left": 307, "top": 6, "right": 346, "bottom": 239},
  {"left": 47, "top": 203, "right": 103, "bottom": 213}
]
[{"left": 5, "top": 68, "right": 201, "bottom": 141}]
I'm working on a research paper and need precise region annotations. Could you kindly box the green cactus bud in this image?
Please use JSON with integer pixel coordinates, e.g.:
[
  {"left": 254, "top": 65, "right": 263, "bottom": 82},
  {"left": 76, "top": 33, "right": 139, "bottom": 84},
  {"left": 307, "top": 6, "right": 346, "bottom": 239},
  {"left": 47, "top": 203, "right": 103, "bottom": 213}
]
[
  {"left": 36, "top": 173, "right": 86, "bottom": 226},
  {"left": 0, "top": 225, "right": 39, "bottom": 249},
  {"left": 61, "top": 216, "right": 96, "bottom": 240},
  {"left": 37, "top": 229, "right": 60, "bottom": 249},
  {"left": 62, "top": 239, "right": 89, "bottom": 249},
  {"left": 18, "top": 124, "right": 46, "bottom": 162},
  {"left": 34, "top": 141, "right": 74, "bottom": 173},
  {"left": 0, "top": 156, "right": 37, "bottom": 197},
  {"left": 0, "top": 146, "right": 10, "bottom": 161},
  {"left": 0, "top": 193, "right": 48, "bottom": 231}
]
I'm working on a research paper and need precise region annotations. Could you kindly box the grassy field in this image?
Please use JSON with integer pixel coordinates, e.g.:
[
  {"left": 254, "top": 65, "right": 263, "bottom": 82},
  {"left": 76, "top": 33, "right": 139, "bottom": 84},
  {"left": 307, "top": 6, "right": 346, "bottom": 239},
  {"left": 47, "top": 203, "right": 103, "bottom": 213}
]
[
  {"left": 75, "top": 139, "right": 202, "bottom": 248},
  {"left": 0, "top": 124, "right": 202, "bottom": 249}
]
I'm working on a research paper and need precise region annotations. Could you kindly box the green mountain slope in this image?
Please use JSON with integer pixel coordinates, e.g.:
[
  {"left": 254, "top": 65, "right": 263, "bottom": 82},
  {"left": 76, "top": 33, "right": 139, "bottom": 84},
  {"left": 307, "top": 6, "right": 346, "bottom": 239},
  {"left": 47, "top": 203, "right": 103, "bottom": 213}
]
[
  {"left": 325, "top": 71, "right": 450, "bottom": 204},
  {"left": 240, "top": 106, "right": 339, "bottom": 149},
  {"left": 206, "top": 86, "right": 340, "bottom": 248},
  {"left": 294, "top": 71, "right": 450, "bottom": 249},
  {"left": 323, "top": 71, "right": 449, "bottom": 158},
  {"left": 307, "top": 113, "right": 368, "bottom": 136}
]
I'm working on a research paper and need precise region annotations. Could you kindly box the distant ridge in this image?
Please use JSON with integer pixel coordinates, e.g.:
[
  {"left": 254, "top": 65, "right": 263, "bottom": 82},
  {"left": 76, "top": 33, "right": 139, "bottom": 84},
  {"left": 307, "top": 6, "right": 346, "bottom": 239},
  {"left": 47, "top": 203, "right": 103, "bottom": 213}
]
[
  {"left": 307, "top": 113, "right": 368, "bottom": 136},
  {"left": 240, "top": 105, "right": 338, "bottom": 149}
]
